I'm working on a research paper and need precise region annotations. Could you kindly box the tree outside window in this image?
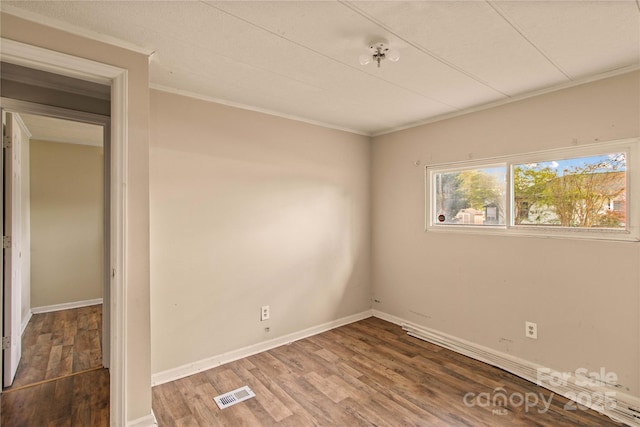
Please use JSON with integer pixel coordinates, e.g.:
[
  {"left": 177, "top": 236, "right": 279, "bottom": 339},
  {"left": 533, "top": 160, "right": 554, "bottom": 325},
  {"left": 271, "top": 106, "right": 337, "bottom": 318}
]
[
  {"left": 513, "top": 153, "right": 626, "bottom": 229},
  {"left": 434, "top": 166, "right": 506, "bottom": 226}
]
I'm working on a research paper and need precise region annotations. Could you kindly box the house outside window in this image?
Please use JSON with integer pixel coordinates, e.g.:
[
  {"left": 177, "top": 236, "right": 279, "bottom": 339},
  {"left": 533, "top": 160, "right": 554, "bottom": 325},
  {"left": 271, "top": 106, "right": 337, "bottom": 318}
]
[{"left": 512, "top": 153, "right": 626, "bottom": 229}]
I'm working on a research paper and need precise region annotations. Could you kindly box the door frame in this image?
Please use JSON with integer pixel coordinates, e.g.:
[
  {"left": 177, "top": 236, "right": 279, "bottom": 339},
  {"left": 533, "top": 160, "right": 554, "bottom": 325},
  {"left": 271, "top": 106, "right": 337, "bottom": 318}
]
[
  {"left": 2, "top": 101, "right": 111, "bottom": 368},
  {"left": 1, "top": 38, "right": 128, "bottom": 426}
]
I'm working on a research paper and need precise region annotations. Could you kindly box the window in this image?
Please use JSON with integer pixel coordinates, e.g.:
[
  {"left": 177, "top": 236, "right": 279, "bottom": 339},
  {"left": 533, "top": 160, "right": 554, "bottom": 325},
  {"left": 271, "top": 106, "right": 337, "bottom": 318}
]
[
  {"left": 432, "top": 166, "right": 506, "bottom": 226},
  {"left": 426, "top": 139, "right": 638, "bottom": 240},
  {"left": 513, "top": 153, "right": 626, "bottom": 229}
]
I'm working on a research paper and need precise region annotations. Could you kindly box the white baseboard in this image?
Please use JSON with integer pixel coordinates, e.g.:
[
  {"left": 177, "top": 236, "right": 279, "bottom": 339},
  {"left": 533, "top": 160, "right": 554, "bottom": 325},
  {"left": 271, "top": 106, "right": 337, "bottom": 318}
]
[
  {"left": 372, "top": 310, "right": 640, "bottom": 427},
  {"left": 371, "top": 309, "right": 405, "bottom": 326},
  {"left": 31, "top": 298, "right": 103, "bottom": 314},
  {"left": 21, "top": 309, "right": 32, "bottom": 336},
  {"left": 152, "top": 309, "right": 374, "bottom": 386},
  {"left": 127, "top": 411, "right": 157, "bottom": 427}
]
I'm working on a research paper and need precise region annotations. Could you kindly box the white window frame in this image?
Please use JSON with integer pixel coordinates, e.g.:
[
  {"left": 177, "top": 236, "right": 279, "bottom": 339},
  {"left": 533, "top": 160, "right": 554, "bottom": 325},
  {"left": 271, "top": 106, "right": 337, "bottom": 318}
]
[
  {"left": 426, "top": 138, "right": 639, "bottom": 241},
  {"left": 427, "top": 162, "right": 508, "bottom": 229}
]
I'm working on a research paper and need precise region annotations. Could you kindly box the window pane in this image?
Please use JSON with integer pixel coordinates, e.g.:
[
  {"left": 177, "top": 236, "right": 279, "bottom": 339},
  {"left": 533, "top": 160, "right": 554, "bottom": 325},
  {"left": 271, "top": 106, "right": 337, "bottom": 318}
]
[
  {"left": 433, "top": 166, "right": 506, "bottom": 226},
  {"left": 513, "top": 153, "right": 626, "bottom": 229}
]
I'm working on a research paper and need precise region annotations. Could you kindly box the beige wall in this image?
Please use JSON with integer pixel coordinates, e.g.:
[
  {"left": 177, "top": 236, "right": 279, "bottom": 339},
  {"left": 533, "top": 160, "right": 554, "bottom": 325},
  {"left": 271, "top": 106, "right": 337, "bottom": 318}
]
[
  {"left": 4, "top": 9, "right": 639, "bottom": 422},
  {"left": 1, "top": 13, "right": 152, "bottom": 422},
  {"left": 29, "top": 140, "right": 103, "bottom": 308},
  {"left": 371, "top": 71, "right": 640, "bottom": 396},
  {"left": 149, "top": 89, "right": 371, "bottom": 374}
]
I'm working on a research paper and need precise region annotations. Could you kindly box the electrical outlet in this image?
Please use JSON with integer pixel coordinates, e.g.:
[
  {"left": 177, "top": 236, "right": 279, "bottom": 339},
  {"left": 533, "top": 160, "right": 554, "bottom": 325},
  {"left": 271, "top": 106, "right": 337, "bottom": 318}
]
[
  {"left": 261, "top": 305, "right": 270, "bottom": 321},
  {"left": 525, "top": 321, "right": 538, "bottom": 339}
]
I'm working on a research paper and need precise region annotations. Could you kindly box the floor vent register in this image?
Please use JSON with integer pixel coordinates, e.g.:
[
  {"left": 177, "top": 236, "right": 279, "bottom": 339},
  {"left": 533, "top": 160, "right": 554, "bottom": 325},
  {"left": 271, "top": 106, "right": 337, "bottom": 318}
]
[{"left": 213, "top": 385, "right": 256, "bottom": 410}]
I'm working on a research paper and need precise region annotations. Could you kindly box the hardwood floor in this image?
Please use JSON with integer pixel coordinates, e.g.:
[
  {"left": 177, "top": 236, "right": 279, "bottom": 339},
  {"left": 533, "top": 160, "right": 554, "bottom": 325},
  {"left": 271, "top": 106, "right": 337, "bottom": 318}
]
[
  {"left": 1, "top": 368, "right": 109, "bottom": 426},
  {"left": 8, "top": 305, "right": 103, "bottom": 389},
  {"left": 1, "top": 305, "right": 108, "bottom": 426},
  {"left": 153, "top": 317, "right": 622, "bottom": 427}
]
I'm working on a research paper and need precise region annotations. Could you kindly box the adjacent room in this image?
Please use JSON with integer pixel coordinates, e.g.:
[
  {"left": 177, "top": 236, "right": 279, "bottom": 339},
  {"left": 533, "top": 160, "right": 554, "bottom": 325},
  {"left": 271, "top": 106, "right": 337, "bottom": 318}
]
[
  {"left": 0, "top": 1, "right": 639, "bottom": 426},
  {"left": 0, "top": 105, "right": 111, "bottom": 424}
]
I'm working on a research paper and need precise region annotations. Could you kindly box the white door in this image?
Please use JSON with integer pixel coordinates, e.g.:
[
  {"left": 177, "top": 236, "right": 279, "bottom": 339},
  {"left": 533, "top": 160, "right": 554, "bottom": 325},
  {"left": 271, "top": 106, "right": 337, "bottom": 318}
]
[{"left": 3, "top": 111, "right": 22, "bottom": 387}]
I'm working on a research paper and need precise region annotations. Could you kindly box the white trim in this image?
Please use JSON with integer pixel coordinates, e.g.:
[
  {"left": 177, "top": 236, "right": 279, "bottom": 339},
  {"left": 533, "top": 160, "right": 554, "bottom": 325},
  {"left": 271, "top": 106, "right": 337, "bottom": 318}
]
[
  {"left": 372, "top": 310, "right": 640, "bottom": 427},
  {"left": 127, "top": 411, "right": 157, "bottom": 427},
  {"left": 152, "top": 310, "right": 373, "bottom": 386},
  {"left": 28, "top": 137, "right": 102, "bottom": 148},
  {"left": 149, "top": 84, "right": 369, "bottom": 137},
  {"left": 0, "top": 38, "right": 127, "bottom": 85},
  {"left": 31, "top": 298, "right": 103, "bottom": 314},
  {"left": 0, "top": 7, "right": 154, "bottom": 56},
  {"left": 7, "top": 105, "right": 102, "bottom": 147},
  {"left": 13, "top": 113, "right": 32, "bottom": 139},
  {"left": 0, "top": 38, "right": 129, "bottom": 427},
  {"left": 373, "top": 66, "right": 640, "bottom": 137},
  {"left": 0, "top": 98, "right": 109, "bottom": 125},
  {"left": 20, "top": 309, "right": 32, "bottom": 336},
  {"left": 371, "top": 309, "right": 405, "bottom": 326},
  {"left": 109, "top": 63, "right": 128, "bottom": 427}
]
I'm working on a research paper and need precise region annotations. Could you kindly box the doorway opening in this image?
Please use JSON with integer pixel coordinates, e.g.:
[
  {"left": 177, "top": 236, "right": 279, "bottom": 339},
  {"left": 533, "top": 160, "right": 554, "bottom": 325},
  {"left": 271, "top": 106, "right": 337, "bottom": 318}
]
[
  {"left": 0, "top": 37, "right": 129, "bottom": 424},
  {"left": 2, "top": 111, "right": 108, "bottom": 394}
]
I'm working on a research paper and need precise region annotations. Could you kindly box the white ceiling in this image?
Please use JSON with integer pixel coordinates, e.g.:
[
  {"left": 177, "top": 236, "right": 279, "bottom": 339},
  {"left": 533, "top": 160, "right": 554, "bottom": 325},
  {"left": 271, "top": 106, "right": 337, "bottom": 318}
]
[{"left": 3, "top": 1, "right": 640, "bottom": 136}]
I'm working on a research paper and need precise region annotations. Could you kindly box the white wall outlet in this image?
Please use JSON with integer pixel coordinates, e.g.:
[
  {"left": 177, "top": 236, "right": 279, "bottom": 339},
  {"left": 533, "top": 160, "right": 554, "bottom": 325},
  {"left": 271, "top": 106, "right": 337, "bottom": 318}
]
[
  {"left": 525, "top": 321, "right": 538, "bottom": 339},
  {"left": 261, "top": 305, "right": 270, "bottom": 321}
]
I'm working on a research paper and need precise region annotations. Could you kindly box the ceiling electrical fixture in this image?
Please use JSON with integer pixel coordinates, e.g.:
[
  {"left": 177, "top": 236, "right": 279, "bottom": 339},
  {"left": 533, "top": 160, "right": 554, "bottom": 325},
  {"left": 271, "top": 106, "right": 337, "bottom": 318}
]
[{"left": 358, "top": 39, "right": 400, "bottom": 68}]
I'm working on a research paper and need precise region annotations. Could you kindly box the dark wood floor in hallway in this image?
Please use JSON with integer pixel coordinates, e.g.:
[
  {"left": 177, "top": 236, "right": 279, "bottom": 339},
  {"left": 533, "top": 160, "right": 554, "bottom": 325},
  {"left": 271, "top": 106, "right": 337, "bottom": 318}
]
[
  {"left": 1, "top": 305, "right": 108, "bottom": 426},
  {"left": 1, "top": 368, "right": 109, "bottom": 426},
  {"left": 153, "top": 317, "right": 622, "bottom": 427},
  {"left": 8, "top": 305, "right": 103, "bottom": 389}
]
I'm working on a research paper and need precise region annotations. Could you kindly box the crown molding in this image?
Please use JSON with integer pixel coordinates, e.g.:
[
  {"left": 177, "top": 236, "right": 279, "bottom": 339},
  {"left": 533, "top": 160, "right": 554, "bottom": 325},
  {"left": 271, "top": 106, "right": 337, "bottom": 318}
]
[
  {"left": 373, "top": 65, "right": 640, "bottom": 137},
  {"left": 1, "top": 6, "right": 154, "bottom": 56},
  {"left": 149, "top": 83, "right": 370, "bottom": 137}
]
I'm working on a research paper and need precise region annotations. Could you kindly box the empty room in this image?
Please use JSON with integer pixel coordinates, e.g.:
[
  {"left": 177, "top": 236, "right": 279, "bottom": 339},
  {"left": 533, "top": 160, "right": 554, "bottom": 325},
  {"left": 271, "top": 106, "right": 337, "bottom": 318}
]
[{"left": 0, "top": 1, "right": 639, "bottom": 426}]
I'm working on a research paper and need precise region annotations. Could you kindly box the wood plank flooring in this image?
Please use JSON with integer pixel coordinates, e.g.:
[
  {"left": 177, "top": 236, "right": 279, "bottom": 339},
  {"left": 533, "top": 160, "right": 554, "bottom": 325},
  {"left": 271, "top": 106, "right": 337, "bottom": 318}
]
[
  {"left": 1, "top": 368, "right": 109, "bottom": 426},
  {"left": 8, "top": 305, "right": 103, "bottom": 389},
  {"left": 1, "top": 305, "right": 108, "bottom": 426},
  {"left": 153, "top": 317, "right": 622, "bottom": 427}
]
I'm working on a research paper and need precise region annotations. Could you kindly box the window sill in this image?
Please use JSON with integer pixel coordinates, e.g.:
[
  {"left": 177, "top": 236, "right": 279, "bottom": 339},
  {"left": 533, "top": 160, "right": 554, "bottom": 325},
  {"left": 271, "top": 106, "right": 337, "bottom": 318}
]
[{"left": 426, "top": 224, "right": 639, "bottom": 242}]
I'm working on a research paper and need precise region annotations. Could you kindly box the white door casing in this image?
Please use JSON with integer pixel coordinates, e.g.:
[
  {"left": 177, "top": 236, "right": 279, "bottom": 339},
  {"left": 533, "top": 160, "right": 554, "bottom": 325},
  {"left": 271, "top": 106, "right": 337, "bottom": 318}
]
[{"left": 1, "top": 38, "right": 130, "bottom": 426}]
